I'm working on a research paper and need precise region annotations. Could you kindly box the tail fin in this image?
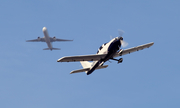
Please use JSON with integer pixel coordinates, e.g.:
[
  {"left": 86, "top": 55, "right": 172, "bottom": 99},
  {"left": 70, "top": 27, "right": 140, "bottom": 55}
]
[
  {"left": 43, "top": 48, "right": 60, "bottom": 50},
  {"left": 80, "top": 61, "right": 93, "bottom": 68}
]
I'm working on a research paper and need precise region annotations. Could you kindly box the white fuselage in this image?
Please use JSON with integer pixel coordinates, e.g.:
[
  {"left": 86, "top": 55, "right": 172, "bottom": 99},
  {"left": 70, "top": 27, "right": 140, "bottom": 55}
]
[
  {"left": 87, "top": 37, "right": 121, "bottom": 75},
  {"left": 42, "top": 27, "right": 53, "bottom": 50},
  {"left": 97, "top": 37, "right": 118, "bottom": 55}
]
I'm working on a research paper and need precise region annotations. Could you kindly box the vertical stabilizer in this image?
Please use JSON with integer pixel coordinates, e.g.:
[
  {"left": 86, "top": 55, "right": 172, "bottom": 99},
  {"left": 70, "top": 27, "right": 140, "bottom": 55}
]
[{"left": 80, "top": 61, "right": 92, "bottom": 69}]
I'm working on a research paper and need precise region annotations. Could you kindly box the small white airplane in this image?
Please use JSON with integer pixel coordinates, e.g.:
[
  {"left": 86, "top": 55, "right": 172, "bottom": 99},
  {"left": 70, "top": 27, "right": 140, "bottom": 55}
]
[
  {"left": 57, "top": 35, "right": 154, "bottom": 75},
  {"left": 26, "top": 27, "right": 73, "bottom": 51}
]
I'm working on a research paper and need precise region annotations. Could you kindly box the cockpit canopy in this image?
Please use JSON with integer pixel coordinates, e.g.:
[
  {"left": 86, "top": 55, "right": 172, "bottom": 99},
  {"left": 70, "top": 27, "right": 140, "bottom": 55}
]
[{"left": 97, "top": 43, "right": 107, "bottom": 54}]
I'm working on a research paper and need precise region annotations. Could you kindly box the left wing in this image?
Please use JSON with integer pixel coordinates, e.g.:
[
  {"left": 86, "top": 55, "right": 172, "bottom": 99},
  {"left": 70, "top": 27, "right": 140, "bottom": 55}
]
[
  {"left": 113, "top": 42, "right": 154, "bottom": 58},
  {"left": 50, "top": 37, "right": 73, "bottom": 42},
  {"left": 26, "top": 38, "right": 45, "bottom": 42},
  {"left": 57, "top": 54, "right": 107, "bottom": 62}
]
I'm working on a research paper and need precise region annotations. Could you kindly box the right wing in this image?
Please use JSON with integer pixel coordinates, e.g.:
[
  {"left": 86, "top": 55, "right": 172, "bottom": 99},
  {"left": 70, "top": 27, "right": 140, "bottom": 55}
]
[
  {"left": 26, "top": 38, "right": 45, "bottom": 42},
  {"left": 57, "top": 54, "right": 107, "bottom": 62},
  {"left": 114, "top": 42, "right": 154, "bottom": 58}
]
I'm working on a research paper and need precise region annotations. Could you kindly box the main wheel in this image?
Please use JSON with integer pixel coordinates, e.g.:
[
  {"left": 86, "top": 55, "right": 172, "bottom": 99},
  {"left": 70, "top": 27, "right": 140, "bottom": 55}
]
[{"left": 118, "top": 58, "right": 123, "bottom": 64}]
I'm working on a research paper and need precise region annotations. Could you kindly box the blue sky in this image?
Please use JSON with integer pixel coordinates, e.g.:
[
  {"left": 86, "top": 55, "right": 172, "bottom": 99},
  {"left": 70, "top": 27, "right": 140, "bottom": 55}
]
[{"left": 0, "top": 0, "right": 180, "bottom": 108}]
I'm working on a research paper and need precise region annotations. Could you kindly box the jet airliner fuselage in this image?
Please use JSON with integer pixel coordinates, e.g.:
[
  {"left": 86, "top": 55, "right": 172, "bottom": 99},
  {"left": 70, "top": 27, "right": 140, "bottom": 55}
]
[
  {"left": 42, "top": 27, "right": 53, "bottom": 50},
  {"left": 26, "top": 27, "right": 73, "bottom": 51}
]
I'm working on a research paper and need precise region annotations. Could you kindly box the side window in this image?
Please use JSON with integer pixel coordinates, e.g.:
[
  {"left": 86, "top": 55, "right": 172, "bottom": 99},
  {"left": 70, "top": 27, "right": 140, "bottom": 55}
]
[{"left": 99, "top": 46, "right": 103, "bottom": 50}]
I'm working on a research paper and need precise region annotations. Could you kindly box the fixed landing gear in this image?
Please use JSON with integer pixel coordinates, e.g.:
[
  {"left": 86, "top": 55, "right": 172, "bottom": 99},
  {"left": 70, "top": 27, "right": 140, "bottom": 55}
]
[
  {"left": 110, "top": 58, "right": 123, "bottom": 64},
  {"left": 118, "top": 58, "right": 123, "bottom": 64}
]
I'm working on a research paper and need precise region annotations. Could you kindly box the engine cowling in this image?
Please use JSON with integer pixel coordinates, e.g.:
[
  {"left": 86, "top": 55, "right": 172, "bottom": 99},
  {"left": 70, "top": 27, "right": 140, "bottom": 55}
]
[
  {"left": 53, "top": 36, "right": 56, "bottom": 40},
  {"left": 37, "top": 37, "right": 40, "bottom": 40}
]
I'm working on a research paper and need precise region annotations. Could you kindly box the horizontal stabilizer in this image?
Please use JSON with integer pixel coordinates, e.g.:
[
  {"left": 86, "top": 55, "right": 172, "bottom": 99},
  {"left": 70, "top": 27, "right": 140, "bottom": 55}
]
[
  {"left": 52, "top": 48, "right": 61, "bottom": 50},
  {"left": 43, "top": 48, "right": 51, "bottom": 50},
  {"left": 43, "top": 48, "right": 60, "bottom": 50},
  {"left": 70, "top": 65, "right": 108, "bottom": 74}
]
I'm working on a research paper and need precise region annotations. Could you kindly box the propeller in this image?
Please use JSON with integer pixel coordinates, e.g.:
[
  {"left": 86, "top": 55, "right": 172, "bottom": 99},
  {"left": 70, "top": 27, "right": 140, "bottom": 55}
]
[
  {"left": 121, "top": 40, "right": 128, "bottom": 48},
  {"left": 118, "top": 29, "right": 124, "bottom": 37},
  {"left": 110, "top": 35, "right": 113, "bottom": 40},
  {"left": 118, "top": 29, "right": 128, "bottom": 48}
]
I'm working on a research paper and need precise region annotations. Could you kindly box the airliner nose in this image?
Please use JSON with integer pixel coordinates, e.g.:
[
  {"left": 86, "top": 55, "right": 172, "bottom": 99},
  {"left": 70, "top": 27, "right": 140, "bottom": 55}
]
[{"left": 42, "top": 27, "right": 47, "bottom": 31}]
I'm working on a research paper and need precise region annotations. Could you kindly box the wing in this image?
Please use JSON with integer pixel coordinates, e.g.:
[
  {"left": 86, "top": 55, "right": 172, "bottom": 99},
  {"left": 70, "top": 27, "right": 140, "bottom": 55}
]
[
  {"left": 113, "top": 42, "right": 154, "bottom": 58},
  {"left": 57, "top": 54, "right": 107, "bottom": 62},
  {"left": 50, "top": 37, "right": 73, "bottom": 42},
  {"left": 55, "top": 38, "right": 73, "bottom": 41},
  {"left": 26, "top": 38, "right": 45, "bottom": 42}
]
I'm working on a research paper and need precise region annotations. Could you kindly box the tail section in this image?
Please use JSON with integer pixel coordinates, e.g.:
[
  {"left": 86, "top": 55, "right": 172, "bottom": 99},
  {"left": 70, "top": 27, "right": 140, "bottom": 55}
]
[
  {"left": 52, "top": 48, "right": 60, "bottom": 50},
  {"left": 80, "top": 61, "right": 93, "bottom": 68},
  {"left": 43, "top": 48, "right": 60, "bottom": 50},
  {"left": 70, "top": 61, "right": 108, "bottom": 74}
]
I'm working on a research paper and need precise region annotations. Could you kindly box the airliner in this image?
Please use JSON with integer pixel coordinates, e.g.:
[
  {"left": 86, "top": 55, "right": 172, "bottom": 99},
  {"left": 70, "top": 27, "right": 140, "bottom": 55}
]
[{"left": 26, "top": 27, "right": 73, "bottom": 50}]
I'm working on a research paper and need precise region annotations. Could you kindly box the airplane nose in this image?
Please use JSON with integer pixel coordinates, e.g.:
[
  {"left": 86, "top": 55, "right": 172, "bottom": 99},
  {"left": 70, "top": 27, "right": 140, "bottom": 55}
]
[{"left": 42, "top": 27, "right": 47, "bottom": 31}]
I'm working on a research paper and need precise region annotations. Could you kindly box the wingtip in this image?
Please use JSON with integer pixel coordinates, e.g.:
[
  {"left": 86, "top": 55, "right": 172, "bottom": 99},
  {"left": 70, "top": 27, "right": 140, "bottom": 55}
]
[
  {"left": 146, "top": 42, "right": 154, "bottom": 46},
  {"left": 68, "top": 39, "right": 74, "bottom": 41},
  {"left": 150, "top": 42, "right": 154, "bottom": 46},
  {"left": 57, "top": 57, "right": 64, "bottom": 62},
  {"left": 68, "top": 39, "right": 73, "bottom": 41}
]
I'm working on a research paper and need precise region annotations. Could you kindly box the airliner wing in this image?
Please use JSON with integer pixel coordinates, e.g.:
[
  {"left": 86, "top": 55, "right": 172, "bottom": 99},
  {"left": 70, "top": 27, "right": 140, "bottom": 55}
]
[
  {"left": 114, "top": 42, "right": 154, "bottom": 58},
  {"left": 26, "top": 38, "right": 45, "bottom": 42},
  {"left": 57, "top": 54, "right": 107, "bottom": 62},
  {"left": 50, "top": 38, "right": 73, "bottom": 42},
  {"left": 55, "top": 38, "right": 73, "bottom": 41}
]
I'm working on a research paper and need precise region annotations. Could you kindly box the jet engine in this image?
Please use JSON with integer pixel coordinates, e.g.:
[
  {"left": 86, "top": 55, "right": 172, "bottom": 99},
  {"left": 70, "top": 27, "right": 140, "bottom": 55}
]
[
  {"left": 53, "top": 36, "right": 56, "bottom": 40},
  {"left": 37, "top": 37, "right": 41, "bottom": 40}
]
